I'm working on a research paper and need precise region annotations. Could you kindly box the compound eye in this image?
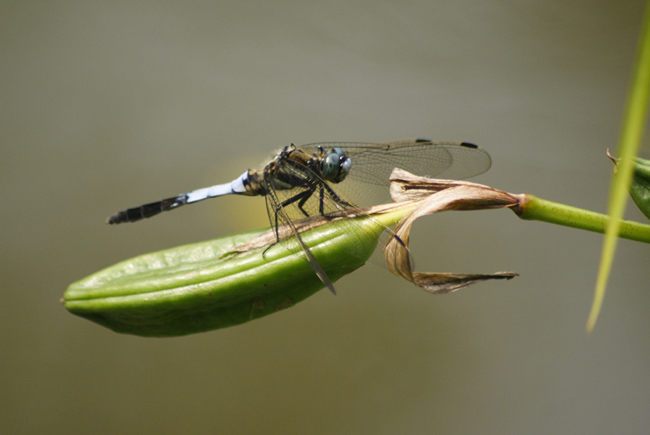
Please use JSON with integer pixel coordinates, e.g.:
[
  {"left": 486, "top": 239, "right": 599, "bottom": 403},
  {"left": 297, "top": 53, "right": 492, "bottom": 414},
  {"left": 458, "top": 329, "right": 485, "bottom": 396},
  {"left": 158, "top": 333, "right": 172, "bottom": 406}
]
[
  {"left": 321, "top": 152, "right": 340, "bottom": 181},
  {"left": 338, "top": 157, "right": 351, "bottom": 182}
]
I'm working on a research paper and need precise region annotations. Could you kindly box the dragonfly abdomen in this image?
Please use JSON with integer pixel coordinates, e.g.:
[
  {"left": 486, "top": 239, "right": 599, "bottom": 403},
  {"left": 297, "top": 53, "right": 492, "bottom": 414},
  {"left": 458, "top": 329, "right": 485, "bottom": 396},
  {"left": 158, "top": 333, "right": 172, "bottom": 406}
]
[
  {"left": 107, "top": 170, "right": 256, "bottom": 224},
  {"left": 107, "top": 195, "right": 188, "bottom": 224}
]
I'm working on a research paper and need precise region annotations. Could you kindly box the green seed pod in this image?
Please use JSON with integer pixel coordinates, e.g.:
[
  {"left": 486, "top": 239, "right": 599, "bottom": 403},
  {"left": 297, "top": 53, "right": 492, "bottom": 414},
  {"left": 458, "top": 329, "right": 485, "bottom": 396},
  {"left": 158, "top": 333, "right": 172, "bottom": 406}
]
[
  {"left": 63, "top": 217, "right": 383, "bottom": 337},
  {"left": 629, "top": 156, "right": 650, "bottom": 220}
]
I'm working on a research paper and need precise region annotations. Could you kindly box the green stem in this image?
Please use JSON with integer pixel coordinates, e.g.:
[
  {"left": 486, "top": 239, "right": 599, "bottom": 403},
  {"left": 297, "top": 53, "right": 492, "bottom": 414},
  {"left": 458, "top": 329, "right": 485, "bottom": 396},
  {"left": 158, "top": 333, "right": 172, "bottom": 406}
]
[{"left": 515, "top": 194, "right": 650, "bottom": 243}]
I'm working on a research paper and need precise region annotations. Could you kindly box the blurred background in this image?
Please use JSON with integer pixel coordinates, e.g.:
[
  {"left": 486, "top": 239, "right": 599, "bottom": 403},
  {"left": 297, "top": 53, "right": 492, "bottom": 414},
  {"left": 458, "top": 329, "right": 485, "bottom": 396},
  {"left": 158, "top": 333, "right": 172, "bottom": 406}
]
[{"left": 2, "top": 1, "right": 650, "bottom": 433}]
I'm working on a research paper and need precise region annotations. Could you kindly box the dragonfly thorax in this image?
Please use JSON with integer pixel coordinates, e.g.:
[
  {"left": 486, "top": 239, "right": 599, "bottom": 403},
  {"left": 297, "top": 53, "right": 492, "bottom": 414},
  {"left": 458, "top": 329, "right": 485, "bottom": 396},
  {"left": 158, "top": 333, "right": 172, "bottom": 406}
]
[{"left": 320, "top": 147, "right": 351, "bottom": 184}]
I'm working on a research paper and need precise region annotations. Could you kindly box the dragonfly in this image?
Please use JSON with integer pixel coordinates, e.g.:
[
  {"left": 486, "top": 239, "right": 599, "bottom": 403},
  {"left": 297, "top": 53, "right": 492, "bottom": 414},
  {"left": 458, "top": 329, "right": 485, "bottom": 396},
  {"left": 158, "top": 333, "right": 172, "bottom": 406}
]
[{"left": 107, "top": 139, "right": 491, "bottom": 294}]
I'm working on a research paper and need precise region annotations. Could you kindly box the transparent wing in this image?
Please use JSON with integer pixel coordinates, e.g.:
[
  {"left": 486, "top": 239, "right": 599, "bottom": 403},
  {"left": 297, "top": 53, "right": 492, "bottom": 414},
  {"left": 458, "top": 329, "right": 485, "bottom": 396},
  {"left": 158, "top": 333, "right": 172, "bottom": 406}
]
[
  {"left": 297, "top": 140, "right": 491, "bottom": 207},
  {"left": 262, "top": 180, "right": 338, "bottom": 294},
  {"left": 299, "top": 140, "right": 490, "bottom": 183},
  {"left": 261, "top": 158, "right": 354, "bottom": 295}
]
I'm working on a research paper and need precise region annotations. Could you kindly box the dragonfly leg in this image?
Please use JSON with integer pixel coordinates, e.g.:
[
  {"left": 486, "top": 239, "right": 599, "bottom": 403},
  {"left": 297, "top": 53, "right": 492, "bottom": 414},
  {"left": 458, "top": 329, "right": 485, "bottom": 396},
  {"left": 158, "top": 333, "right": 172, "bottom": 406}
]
[
  {"left": 316, "top": 186, "right": 341, "bottom": 216},
  {"left": 296, "top": 188, "right": 316, "bottom": 217},
  {"left": 278, "top": 188, "right": 315, "bottom": 218},
  {"left": 320, "top": 182, "right": 354, "bottom": 210},
  {"left": 318, "top": 187, "right": 325, "bottom": 215},
  {"left": 262, "top": 206, "right": 282, "bottom": 258},
  {"left": 261, "top": 188, "right": 315, "bottom": 258}
]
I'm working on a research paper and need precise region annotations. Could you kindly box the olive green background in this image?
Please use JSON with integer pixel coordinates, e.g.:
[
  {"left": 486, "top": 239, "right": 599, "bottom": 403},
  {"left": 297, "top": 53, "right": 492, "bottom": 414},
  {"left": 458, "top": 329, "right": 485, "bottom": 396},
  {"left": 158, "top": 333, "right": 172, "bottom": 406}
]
[{"left": 3, "top": 1, "right": 650, "bottom": 433}]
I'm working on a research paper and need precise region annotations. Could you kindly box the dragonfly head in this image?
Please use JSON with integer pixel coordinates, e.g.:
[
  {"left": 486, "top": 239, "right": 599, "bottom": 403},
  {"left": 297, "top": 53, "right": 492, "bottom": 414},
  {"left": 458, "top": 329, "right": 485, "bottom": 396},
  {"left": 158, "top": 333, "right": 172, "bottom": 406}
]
[{"left": 321, "top": 147, "right": 351, "bottom": 183}]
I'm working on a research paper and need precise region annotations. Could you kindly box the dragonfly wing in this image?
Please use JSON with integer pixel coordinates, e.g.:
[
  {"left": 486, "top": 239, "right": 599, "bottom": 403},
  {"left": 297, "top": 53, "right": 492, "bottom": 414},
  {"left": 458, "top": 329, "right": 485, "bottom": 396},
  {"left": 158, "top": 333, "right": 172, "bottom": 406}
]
[
  {"left": 300, "top": 140, "right": 491, "bottom": 183},
  {"left": 297, "top": 141, "right": 491, "bottom": 208},
  {"left": 262, "top": 171, "right": 337, "bottom": 294}
]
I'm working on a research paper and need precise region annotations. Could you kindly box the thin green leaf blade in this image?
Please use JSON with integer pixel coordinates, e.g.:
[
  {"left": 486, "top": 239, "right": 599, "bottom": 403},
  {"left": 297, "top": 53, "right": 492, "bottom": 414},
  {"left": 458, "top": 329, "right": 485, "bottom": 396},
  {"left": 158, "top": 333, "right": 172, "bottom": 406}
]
[{"left": 588, "top": 0, "right": 650, "bottom": 332}]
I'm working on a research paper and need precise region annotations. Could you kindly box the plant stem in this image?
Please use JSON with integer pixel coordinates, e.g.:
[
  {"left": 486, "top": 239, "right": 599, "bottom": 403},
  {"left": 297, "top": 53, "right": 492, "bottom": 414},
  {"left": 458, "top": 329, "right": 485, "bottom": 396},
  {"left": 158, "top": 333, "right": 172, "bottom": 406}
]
[{"left": 514, "top": 194, "right": 650, "bottom": 244}]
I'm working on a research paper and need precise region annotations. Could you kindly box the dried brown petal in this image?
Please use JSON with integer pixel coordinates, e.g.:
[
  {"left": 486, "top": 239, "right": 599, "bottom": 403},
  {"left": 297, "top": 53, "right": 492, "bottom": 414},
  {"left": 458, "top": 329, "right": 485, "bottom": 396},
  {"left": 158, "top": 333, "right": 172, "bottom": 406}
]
[{"left": 385, "top": 168, "right": 519, "bottom": 292}]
